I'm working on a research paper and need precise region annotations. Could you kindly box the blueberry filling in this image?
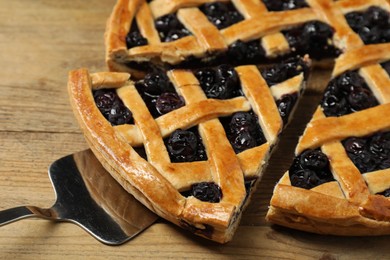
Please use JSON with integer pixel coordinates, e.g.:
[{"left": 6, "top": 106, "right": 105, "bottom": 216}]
[
  {"left": 261, "top": 56, "right": 309, "bottom": 86},
  {"left": 135, "top": 72, "right": 184, "bottom": 118},
  {"left": 227, "top": 40, "right": 266, "bottom": 63},
  {"left": 381, "top": 61, "right": 390, "bottom": 76},
  {"left": 321, "top": 70, "right": 378, "bottom": 117},
  {"left": 165, "top": 127, "right": 207, "bottom": 163},
  {"left": 155, "top": 13, "right": 191, "bottom": 42},
  {"left": 180, "top": 182, "right": 222, "bottom": 203},
  {"left": 289, "top": 149, "right": 334, "bottom": 189},
  {"left": 377, "top": 188, "right": 390, "bottom": 197},
  {"left": 199, "top": 2, "right": 244, "bottom": 30},
  {"left": 345, "top": 6, "right": 390, "bottom": 45},
  {"left": 283, "top": 21, "right": 340, "bottom": 60},
  {"left": 342, "top": 132, "right": 390, "bottom": 173},
  {"left": 220, "top": 111, "right": 266, "bottom": 154},
  {"left": 276, "top": 93, "right": 298, "bottom": 125},
  {"left": 262, "top": 0, "right": 308, "bottom": 11},
  {"left": 133, "top": 146, "right": 147, "bottom": 160},
  {"left": 93, "top": 89, "right": 133, "bottom": 125},
  {"left": 195, "top": 65, "right": 242, "bottom": 99},
  {"left": 126, "top": 21, "right": 148, "bottom": 49}
]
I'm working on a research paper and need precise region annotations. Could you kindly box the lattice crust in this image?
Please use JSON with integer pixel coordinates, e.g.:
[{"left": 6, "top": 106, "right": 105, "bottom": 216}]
[
  {"left": 105, "top": 0, "right": 390, "bottom": 76},
  {"left": 266, "top": 43, "right": 390, "bottom": 235},
  {"left": 68, "top": 63, "right": 307, "bottom": 243}
]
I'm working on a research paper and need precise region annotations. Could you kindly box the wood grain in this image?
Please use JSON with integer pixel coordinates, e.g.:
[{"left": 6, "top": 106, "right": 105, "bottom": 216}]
[{"left": 0, "top": 1, "right": 388, "bottom": 259}]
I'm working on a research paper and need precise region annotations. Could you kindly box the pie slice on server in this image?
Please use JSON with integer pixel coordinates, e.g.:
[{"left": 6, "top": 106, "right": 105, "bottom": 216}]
[
  {"left": 68, "top": 57, "right": 309, "bottom": 243},
  {"left": 266, "top": 43, "right": 390, "bottom": 235}
]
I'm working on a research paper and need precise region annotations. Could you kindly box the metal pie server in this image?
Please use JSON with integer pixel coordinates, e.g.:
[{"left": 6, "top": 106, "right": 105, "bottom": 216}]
[{"left": 0, "top": 149, "right": 158, "bottom": 245}]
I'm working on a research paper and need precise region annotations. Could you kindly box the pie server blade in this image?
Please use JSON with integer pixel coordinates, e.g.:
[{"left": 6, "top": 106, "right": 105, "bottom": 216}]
[{"left": 0, "top": 149, "right": 159, "bottom": 245}]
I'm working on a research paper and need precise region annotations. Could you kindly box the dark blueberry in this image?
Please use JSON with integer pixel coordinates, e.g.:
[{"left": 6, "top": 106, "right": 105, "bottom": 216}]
[
  {"left": 140, "top": 72, "right": 174, "bottom": 96},
  {"left": 221, "top": 111, "right": 266, "bottom": 153},
  {"left": 345, "top": 7, "right": 390, "bottom": 44},
  {"left": 381, "top": 61, "right": 390, "bottom": 76},
  {"left": 229, "top": 112, "right": 257, "bottom": 134},
  {"left": 166, "top": 128, "right": 207, "bottom": 162},
  {"left": 342, "top": 132, "right": 390, "bottom": 173},
  {"left": 262, "top": 0, "right": 308, "bottom": 11},
  {"left": 227, "top": 40, "right": 265, "bottom": 63},
  {"left": 93, "top": 89, "right": 133, "bottom": 126},
  {"left": 167, "top": 129, "right": 198, "bottom": 162},
  {"left": 191, "top": 182, "right": 222, "bottom": 203},
  {"left": 284, "top": 21, "right": 340, "bottom": 59},
  {"left": 155, "top": 13, "right": 190, "bottom": 42},
  {"left": 299, "top": 149, "right": 329, "bottom": 171},
  {"left": 343, "top": 137, "right": 367, "bottom": 155},
  {"left": 195, "top": 68, "right": 216, "bottom": 89},
  {"left": 126, "top": 31, "right": 147, "bottom": 49},
  {"left": 347, "top": 87, "right": 378, "bottom": 112},
  {"left": 321, "top": 71, "right": 378, "bottom": 117},
  {"left": 261, "top": 56, "right": 309, "bottom": 86},
  {"left": 126, "top": 21, "right": 148, "bottom": 49},
  {"left": 200, "top": 2, "right": 243, "bottom": 29},
  {"left": 156, "top": 92, "right": 185, "bottom": 115},
  {"left": 202, "top": 65, "right": 241, "bottom": 99},
  {"left": 276, "top": 93, "right": 298, "bottom": 125},
  {"left": 289, "top": 149, "right": 334, "bottom": 189},
  {"left": 230, "top": 130, "right": 257, "bottom": 153},
  {"left": 377, "top": 188, "right": 390, "bottom": 197}
]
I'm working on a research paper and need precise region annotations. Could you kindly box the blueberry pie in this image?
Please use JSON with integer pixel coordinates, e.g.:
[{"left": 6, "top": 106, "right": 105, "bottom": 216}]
[
  {"left": 68, "top": 57, "right": 309, "bottom": 243},
  {"left": 266, "top": 43, "right": 390, "bottom": 235}
]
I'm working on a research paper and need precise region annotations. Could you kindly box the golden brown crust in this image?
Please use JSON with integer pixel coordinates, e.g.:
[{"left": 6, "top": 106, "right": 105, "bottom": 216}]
[
  {"left": 267, "top": 42, "right": 390, "bottom": 236},
  {"left": 68, "top": 64, "right": 307, "bottom": 242}
]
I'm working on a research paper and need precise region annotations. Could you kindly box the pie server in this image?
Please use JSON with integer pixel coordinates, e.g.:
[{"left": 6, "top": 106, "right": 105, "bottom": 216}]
[{"left": 0, "top": 149, "right": 158, "bottom": 245}]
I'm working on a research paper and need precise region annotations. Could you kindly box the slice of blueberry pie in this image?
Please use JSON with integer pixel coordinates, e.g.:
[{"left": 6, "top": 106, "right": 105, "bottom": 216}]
[
  {"left": 68, "top": 57, "right": 309, "bottom": 243},
  {"left": 266, "top": 43, "right": 390, "bottom": 235},
  {"left": 105, "top": 0, "right": 354, "bottom": 77}
]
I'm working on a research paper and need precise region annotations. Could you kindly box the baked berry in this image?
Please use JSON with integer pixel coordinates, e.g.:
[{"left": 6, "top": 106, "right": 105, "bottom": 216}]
[
  {"left": 166, "top": 128, "right": 207, "bottom": 162},
  {"left": 93, "top": 89, "right": 133, "bottom": 126},
  {"left": 345, "top": 7, "right": 390, "bottom": 44},
  {"left": 221, "top": 111, "right": 266, "bottom": 153},
  {"left": 227, "top": 40, "right": 266, "bottom": 63},
  {"left": 155, "top": 13, "right": 191, "bottom": 42},
  {"left": 284, "top": 21, "right": 340, "bottom": 59},
  {"left": 198, "top": 65, "right": 241, "bottom": 99},
  {"left": 262, "top": 0, "right": 308, "bottom": 11},
  {"left": 289, "top": 149, "right": 334, "bottom": 189},
  {"left": 126, "top": 22, "right": 148, "bottom": 49},
  {"left": 156, "top": 92, "right": 185, "bottom": 115},
  {"left": 261, "top": 56, "right": 309, "bottom": 86},
  {"left": 321, "top": 71, "right": 378, "bottom": 117},
  {"left": 191, "top": 182, "right": 222, "bottom": 203},
  {"left": 200, "top": 2, "right": 243, "bottom": 30},
  {"left": 342, "top": 132, "right": 390, "bottom": 173},
  {"left": 138, "top": 72, "right": 174, "bottom": 96},
  {"left": 276, "top": 93, "right": 298, "bottom": 125}
]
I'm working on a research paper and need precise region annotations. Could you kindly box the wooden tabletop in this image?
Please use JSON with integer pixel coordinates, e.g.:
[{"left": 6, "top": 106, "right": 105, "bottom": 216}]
[{"left": 0, "top": 1, "right": 389, "bottom": 259}]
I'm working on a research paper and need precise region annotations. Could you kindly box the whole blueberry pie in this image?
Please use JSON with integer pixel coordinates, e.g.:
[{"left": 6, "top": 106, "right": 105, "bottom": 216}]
[
  {"left": 68, "top": 57, "right": 309, "bottom": 243},
  {"left": 266, "top": 43, "right": 390, "bottom": 235}
]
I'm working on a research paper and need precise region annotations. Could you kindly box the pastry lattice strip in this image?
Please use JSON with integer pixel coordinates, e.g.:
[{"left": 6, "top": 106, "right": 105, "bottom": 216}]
[{"left": 267, "top": 43, "right": 390, "bottom": 234}]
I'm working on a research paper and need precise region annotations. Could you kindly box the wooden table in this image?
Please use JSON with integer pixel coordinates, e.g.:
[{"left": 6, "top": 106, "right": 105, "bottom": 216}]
[{"left": 0, "top": 1, "right": 389, "bottom": 259}]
